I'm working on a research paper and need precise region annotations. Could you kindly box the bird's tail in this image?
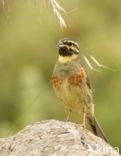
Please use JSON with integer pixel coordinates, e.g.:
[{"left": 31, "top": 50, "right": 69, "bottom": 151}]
[{"left": 87, "top": 115, "right": 108, "bottom": 143}]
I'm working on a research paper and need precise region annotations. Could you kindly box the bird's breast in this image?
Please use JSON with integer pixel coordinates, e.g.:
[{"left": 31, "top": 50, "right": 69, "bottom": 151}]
[{"left": 52, "top": 76, "right": 85, "bottom": 112}]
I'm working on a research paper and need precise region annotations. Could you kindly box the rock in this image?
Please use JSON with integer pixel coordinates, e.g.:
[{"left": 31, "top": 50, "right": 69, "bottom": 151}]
[{"left": 0, "top": 120, "right": 119, "bottom": 156}]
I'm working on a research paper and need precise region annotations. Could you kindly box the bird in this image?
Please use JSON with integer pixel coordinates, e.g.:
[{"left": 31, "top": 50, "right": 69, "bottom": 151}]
[{"left": 51, "top": 38, "right": 108, "bottom": 142}]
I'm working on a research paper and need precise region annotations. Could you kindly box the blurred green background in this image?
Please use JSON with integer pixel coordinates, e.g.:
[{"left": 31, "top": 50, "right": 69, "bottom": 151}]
[{"left": 0, "top": 0, "right": 121, "bottom": 150}]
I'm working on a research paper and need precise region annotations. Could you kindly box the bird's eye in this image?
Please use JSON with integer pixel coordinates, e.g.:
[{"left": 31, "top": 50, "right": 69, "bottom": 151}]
[{"left": 68, "top": 42, "right": 72, "bottom": 46}]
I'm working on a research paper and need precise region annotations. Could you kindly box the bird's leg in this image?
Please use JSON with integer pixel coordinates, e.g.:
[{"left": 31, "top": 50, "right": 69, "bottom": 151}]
[
  {"left": 66, "top": 109, "right": 72, "bottom": 122},
  {"left": 82, "top": 112, "right": 86, "bottom": 128},
  {"left": 82, "top": 107, "right": 86, "bottom": 128}
]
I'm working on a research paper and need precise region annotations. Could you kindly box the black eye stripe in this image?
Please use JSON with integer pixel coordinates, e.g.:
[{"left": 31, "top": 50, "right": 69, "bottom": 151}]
[
  {"left": 68, "top": 42, "right": 72, "bottom": 46},
  {"left": 63, "top": 41, "right": 79, "bottom": 50}
]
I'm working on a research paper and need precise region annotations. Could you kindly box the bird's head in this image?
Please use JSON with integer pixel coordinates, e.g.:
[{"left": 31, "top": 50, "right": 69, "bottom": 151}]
[{"left": 58, "top": 38, "right": 79, "bottom": 63}]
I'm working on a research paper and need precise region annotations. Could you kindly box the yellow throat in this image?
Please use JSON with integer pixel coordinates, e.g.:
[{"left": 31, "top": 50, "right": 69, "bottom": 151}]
[{"left": 58, "top": 54, "right": 78, "bottom": 63}]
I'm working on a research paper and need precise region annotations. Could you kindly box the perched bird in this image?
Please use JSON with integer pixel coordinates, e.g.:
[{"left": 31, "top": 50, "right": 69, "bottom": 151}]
[{"left": 51, "top": 38, "right": 108, "bottom": 142}]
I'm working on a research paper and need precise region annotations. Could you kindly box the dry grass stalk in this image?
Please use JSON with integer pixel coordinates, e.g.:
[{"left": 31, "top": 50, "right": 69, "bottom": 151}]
[{"left": 49, "top": 0, "right": 67, "bottom": 29}]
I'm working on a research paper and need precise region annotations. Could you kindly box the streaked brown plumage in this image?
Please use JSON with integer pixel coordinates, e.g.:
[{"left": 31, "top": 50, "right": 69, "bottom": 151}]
[{"left": 51, "top": 38, "right": 108, "bottom": 142}]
